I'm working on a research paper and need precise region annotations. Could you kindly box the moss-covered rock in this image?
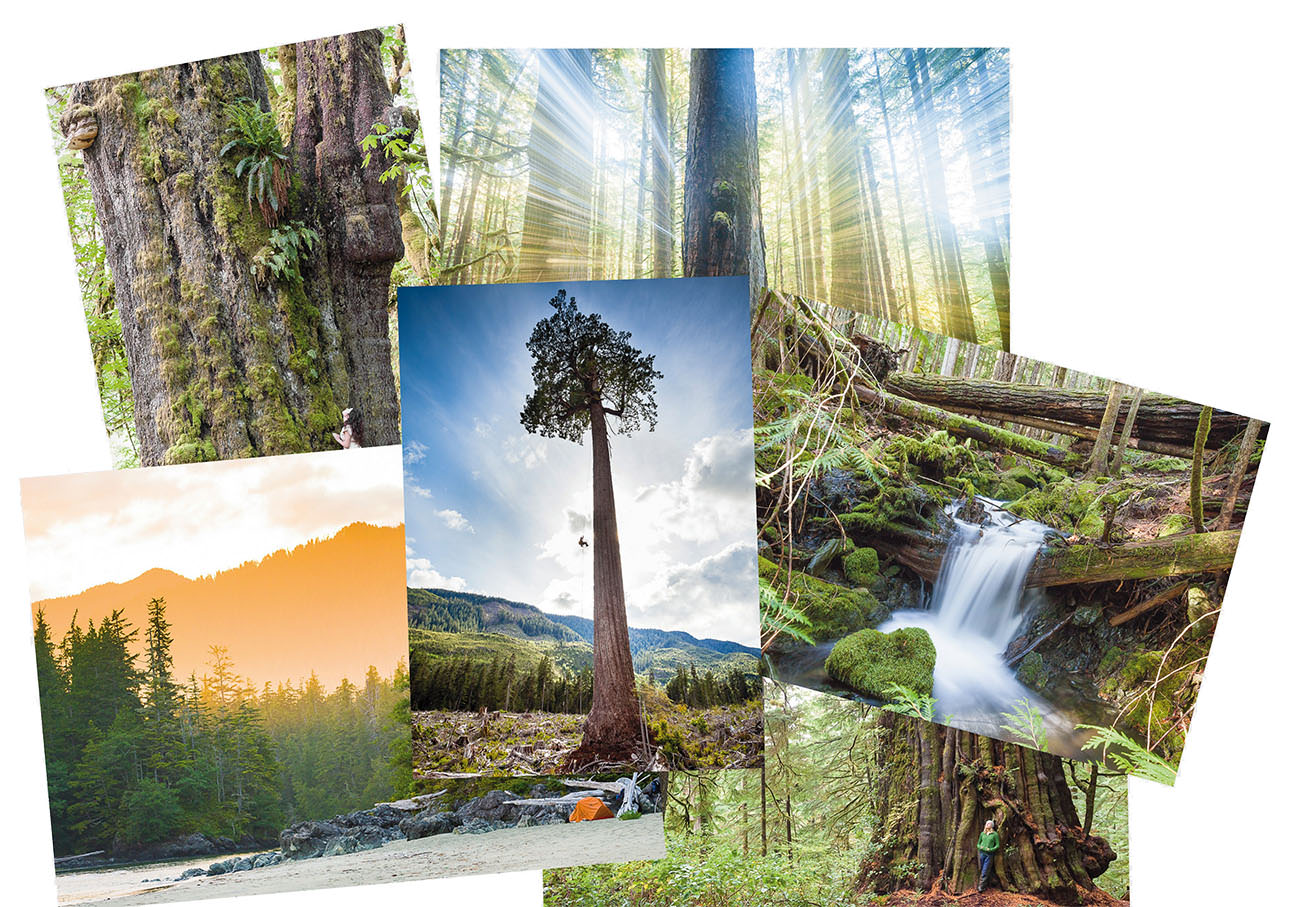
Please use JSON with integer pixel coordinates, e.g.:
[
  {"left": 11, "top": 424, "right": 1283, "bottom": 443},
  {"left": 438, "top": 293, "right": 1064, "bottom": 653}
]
[
  {"left": 1157, "top": 513, "right": 1192, "bottom": 538},
  {"left": 1015, "top": 651, "right": 1049, "bottom": 692},
  {"left": 1185, "top": 586, "right": 1217, "bottom": 638},
  {"left": 842, "top": 547, "right": 880, "bottom": 586},
  {"left": 824, "top": 627, "right": 936, "bottom": 698},
  {"left": 1005, "top": 475, "right": 1138, "bottom": 538},
  {"left": 759, "top": 557, "right": 889, "bottom": 641}
]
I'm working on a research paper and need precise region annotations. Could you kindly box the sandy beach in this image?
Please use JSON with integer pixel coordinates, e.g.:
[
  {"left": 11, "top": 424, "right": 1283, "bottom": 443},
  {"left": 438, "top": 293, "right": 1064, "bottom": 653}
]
[{"left": 56, "top": 815, "right": 665, "bottom": 904}]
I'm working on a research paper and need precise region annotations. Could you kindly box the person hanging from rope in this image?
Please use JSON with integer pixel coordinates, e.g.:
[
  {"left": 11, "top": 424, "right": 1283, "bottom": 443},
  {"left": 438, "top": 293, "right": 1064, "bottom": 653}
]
[{"left": 977, "top": 819, "right": 1000, "bottom": 892}]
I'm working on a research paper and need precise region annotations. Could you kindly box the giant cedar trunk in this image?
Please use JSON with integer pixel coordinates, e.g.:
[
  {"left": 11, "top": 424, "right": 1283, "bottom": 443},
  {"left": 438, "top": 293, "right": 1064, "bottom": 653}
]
[
  {"left": 290, "top": 31, "right": 404, "bottom": 447},
  {"left": 861, "top": 713, "right": 1114, "bottom": 903},
  {"left": 61, "top": 52, "right": 372, "bottom": 465},
  {"left": 571, "top": 403, "right": 641, "bottom": 760},
  {"left": 518, "top": 49, "right": 594, "bottom": 282},
  {"left": 683, "top": 49, "right": 767, "bottom": 306}
]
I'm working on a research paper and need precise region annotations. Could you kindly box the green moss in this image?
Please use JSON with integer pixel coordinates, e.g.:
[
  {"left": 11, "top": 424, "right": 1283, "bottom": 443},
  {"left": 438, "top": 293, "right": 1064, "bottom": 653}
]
[
  {"left": 759, "top": 557, "right": 889, "bottom": 641},
  {"left": 842, "top": 547, "right": 880, "bottom": 586},
  {"left": 1157, "top": 513, "right": 1191, "bottom": 538},
  {"left": 1006, "top": 474, "right": 1138, "bottom": 538},
  {"left": 1144, "top": 455, "right": 1191, "bottom": 472},
  {"left": 824, "top": 627, "right": 936, "bottom": 698},
  {"left": 163, "top": 440, "right": 218, "bottom": 465},
  {"left": 1014, "top": 651, "right": 1048, "bottom": 692}
]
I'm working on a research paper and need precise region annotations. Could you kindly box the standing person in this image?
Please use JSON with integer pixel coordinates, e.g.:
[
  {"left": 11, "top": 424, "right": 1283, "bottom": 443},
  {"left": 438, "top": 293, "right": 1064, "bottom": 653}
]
[
  {"left": 332, "top": 408, "right": 364, "bottom": 449},
  {"left": 977, "top": 819, "right": 1000, "bottom": 892}
]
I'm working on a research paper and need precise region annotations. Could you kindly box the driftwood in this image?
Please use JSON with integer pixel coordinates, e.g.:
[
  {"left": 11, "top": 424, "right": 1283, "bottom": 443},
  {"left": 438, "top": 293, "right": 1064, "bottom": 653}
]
[
  {"left": 1108, "top": 580, "right": 1191, "bottom": 627},
  {"left": 869, "top": 526, "right": 1239, "bottom": 587},
  {"left": 1006, "top": 615, "right": 1072, "bottom": 666},
  {"left": 561, "top": 779, "right": 629, "bottom": 794},
  {"left": 54, "top": 850, "right": 105, "bottom": 864},
  {"left": 503, "top": 792, "right": 606, "bottom": 807},
  {"left": 377, "top": 792, "right": 443, "bottom": 811},
  {"left": 883, "top": 374, "right": 1256, "bottom": 450}
]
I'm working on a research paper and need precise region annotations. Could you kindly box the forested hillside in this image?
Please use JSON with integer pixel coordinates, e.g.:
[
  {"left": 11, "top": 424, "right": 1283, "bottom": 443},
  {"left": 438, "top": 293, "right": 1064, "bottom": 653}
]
[{"left": 408, "top": 587, "right": 760, "bottom": 714}]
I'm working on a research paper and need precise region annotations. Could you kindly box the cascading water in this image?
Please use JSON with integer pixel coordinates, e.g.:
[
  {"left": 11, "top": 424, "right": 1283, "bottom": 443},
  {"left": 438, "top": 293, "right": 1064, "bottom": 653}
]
[{"left": 878, "top": 497, "right": 1087, "bottom": 754}]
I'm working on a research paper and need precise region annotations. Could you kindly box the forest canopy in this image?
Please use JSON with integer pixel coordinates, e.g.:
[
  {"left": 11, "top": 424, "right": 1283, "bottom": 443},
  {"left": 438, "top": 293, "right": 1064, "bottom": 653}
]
[{"left": 438, "top": 48, "right": 1009, "bottom": 345}]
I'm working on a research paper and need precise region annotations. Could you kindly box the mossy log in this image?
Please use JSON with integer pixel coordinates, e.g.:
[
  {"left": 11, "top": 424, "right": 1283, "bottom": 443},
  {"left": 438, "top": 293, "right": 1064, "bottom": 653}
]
[
  {"left": 850, "top": 381, "right": 1085, "bottom": 470},
  {"left": 868, "top": 525, "right": 1239, "bottom": 587},
  {"left": 884, "top": 374, "right": 1258, "bottom": 450},
  {"left": 859, "top": 712, "right": 1114, "bottom": 901}
]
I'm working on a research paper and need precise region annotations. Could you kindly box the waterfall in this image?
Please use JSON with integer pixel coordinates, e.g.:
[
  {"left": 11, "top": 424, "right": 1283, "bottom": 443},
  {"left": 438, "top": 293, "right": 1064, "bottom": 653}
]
[{"left": 879, "top": 497, "right": 1084, "bottom": 753}]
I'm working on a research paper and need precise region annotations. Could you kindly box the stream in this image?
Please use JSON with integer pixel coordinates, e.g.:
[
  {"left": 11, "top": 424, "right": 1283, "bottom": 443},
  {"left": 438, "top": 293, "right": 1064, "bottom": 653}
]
[{"left": 778, "top": 497, "right": 1113, "bottom": 760}]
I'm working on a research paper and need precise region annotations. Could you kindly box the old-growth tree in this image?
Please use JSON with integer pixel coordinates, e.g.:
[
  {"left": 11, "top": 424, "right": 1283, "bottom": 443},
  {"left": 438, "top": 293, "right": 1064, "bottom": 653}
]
[
  {"left": 521, "top": 290, "right": 662, "bottom": 763},
  {"left": 60, "top": 32, "right": 404, "bottom": 466},
  {"left": 683, "top": 49, "right": 767, "bottom": 306},
  {"left": 861, "top": 712, "right": 1115, "bottom": 903}
]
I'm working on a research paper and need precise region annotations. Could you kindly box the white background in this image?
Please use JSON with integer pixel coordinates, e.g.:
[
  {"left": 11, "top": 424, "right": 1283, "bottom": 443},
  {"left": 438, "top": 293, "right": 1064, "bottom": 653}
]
[{"left": 1, "top": 2, "right": 1296, "bottom": 904}]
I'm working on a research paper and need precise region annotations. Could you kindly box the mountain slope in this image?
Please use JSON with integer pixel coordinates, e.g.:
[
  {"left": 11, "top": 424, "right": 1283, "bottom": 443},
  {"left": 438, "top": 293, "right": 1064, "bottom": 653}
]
[{"left": 32, "top": 523, "right": 408, "bottom": 688}]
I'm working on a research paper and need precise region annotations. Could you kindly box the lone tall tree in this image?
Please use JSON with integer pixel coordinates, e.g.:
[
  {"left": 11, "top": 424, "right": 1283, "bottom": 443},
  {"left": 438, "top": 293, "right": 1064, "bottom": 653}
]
[{"left": 521, "top": 290, "right": 662, "bottom": 763}]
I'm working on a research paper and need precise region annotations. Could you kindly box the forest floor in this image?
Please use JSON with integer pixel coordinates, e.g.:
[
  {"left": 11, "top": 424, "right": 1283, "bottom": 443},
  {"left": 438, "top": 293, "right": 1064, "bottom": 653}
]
[
  {"left": 55, "top": 814, "right": 665, "bottom": 904},
  {"left": 881, "top": 884, "right": 1128, "bottom": 906},
  {"left": 413, "top": 703, "right": 763, "bottom": 779}
]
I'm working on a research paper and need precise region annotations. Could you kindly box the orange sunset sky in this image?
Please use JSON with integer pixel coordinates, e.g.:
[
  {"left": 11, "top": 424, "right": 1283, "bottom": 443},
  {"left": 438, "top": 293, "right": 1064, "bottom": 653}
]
[{"left": 22, "top": 447, "right": 407, "bottom": 690}]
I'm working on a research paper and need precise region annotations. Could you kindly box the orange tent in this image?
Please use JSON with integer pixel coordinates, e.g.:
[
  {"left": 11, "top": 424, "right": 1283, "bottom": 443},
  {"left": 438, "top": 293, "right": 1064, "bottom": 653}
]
[{"left": 569, "top": 796, "right": 616, "bottom": 822}]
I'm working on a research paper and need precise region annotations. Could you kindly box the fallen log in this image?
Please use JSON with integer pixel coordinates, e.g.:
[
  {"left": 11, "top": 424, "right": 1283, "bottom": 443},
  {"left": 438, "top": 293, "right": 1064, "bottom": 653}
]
[
  {"left": 1108, "top": 580, "right": 1191, "bottom": 627},
  {"left": 884, "top": 374, "right": 1257, "bottom": 449},
  {"left": 561, "top": 779, "right": 629, "bottom": 794},
  {"left": 1006, "top": 615, "right": 1072, "bottom": 666},
  {"left": 54, "top": 850, "right": 105, "bottom": 864},
  {"left": 869, "top": 526, "right": 1239, "bottom": 587},
  {"left": 850, "top": 381, "right": 1085, "bottom": 470}
]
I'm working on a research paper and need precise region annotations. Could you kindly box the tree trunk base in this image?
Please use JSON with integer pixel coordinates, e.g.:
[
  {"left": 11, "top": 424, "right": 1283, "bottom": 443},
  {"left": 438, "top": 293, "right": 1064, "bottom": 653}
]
[{"left": 561, "top": 717, "right": 657, "bottom": 772}]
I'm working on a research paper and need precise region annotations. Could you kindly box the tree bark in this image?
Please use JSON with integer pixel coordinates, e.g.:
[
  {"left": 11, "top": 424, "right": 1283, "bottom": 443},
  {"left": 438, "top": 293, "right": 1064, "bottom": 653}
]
[
  {"left": 1083, "top": 381, "right": 1126, "bottom": 478},
  {"left": 683, "top": 49, "right": 767, "bottom": 306},
  {"left": 290, "top": 31, "right": 405, "bottom": 448},
  {"left": 861, "top": 712, "right": 1114, "bottom": 902},
  {"left": 63, "top": 42, "right": 401, "bottom": 467},
  {"left": 1190, "top": 406, "right": 1213, "bottom": 533},
  {"left": 1110, "top": 387, "right": 1144, "bottom": 474},
  {"left": 1215, "top": 418, "right": 1262, "bottom": 531},
  {"left": 572, "top": 402, "right": 641, "bottom": 760},
  {"left": 519, "top": 49, "right": 594, "bottom": 282}
]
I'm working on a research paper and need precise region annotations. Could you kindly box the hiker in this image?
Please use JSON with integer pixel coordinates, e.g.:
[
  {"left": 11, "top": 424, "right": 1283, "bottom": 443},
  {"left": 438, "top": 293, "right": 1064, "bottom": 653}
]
[
  {"left": 977, "top": 819, "right": 1000, "bottom": 892},
  {"left": 333, "top": 408, "right": 364, "bottom": 449}
]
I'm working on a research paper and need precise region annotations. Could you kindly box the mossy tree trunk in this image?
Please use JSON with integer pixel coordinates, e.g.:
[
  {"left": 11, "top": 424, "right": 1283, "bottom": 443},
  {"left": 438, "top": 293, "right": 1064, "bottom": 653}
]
[
  {"left": 860, "top": 712, "right": 1114, "bottom": 903},
  {"left": 684, "top": 49, "right": 767, "bottom": 306},
  {"left": 289, "top": 30, "right": 405, "bottom": 447},
  {"left": 518, "top": 49, "right": 594, "bottom": 282},
  {"left": 63, "top": 53, "right": 345, "bottom": 465}
]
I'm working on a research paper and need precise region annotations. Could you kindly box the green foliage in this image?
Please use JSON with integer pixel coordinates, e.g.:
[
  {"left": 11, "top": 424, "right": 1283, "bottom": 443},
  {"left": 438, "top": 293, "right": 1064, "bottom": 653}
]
[
  {"left": 880, "top": 682, "right": 936, "bottom": 721},
  {"left": 758, "top": 557, "right": 888, "bottom": 642},
  {"left": 253, "top": 221, "right": 320, "bottom": 286},
  {"left": 759, "top": 575, "right": 814, "bottom": 647},
  {"left": 824, "top": 626, "right": 936, "bottom": 698},
  {"left": 1077, "top": 724, "right": 1178, "bottom": 786},
  {"left": 219, "top": 98, "right": 290, "bottom": 226},
  {"left": 999, "top": 697, "right": 1048, "bottom": 752},
  {"left": 521, "top": 289, "right": 662, "bottom": 442},
  {"left": 841, "top": 546, "right": 879, "bottom": 586},
  {"left": 752, "top": 371, "right": 876, "bottom": 487}
]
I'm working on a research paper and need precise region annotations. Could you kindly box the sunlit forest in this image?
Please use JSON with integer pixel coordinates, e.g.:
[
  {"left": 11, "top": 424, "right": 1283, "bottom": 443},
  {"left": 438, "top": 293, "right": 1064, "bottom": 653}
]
[
  {"left": 48, "top": 26, "right": 435, "bottom": 468},
  {"left": 438, "top": 48, "right": 1009, "bottom": 346},
  {"left": 33, "top": 599, "right": 411, "bottom": 857},
  {"left": 545, "top": 685, "right": 1127, "bottom": 906}
]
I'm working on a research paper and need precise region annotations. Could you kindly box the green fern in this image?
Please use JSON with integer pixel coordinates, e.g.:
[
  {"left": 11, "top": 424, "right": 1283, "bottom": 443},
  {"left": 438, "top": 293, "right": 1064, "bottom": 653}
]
[
  {"left": 219, "top": 98, "right": 290, "bottom": 226},
  {"left": 1000, "top": 697, "right": 1049, "bottom": 752},
  {"left": 880, "top": 682, "right": 936, "bottom": 721},
  {"left": 252, "top": 221, "right": 320, "bottom": 286},
  {"left": 1076, "top": 724, "right": 1177, "bottom": 785},
  {"left": 759, "top": 576, "right": 814, "bottom": 648}
]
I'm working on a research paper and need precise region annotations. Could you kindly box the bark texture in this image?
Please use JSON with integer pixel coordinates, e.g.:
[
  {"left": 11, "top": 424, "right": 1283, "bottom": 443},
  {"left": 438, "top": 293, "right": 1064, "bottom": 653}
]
[
  {"left": 64, "top": 54, "right": 341, "bottom": 465},
  {"left": 291, "top": 30, "right": 404, "bottom": 446},
  {"left": 683, "top": 49, "right": 767, "bottom": 306},
  {"left": 859, "top": 713, "right": 1114, "bottom": 902}
]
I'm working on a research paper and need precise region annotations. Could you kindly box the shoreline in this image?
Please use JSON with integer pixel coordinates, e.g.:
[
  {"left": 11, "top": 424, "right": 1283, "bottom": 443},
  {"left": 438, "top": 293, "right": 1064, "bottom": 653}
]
[{"left": 56, "top": 814, "right": 665, "bottom": 905}]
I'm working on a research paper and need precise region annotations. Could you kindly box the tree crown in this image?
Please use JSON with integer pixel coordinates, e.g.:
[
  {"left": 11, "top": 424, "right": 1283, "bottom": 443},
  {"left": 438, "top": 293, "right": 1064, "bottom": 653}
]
[{"left": 521, "top": 290, "right": 662, "bottom": 442}]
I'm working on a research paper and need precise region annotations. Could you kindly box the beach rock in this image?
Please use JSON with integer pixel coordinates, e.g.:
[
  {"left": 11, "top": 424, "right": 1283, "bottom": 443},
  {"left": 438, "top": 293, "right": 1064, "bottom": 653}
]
[
  {"left": 279, "top": 820, "right": 344, "bottom": 860},
  {"left": 178, "top": 867, "right": 207, "bottom": 880},
  {"left": 400, "top": 809, "right": 461, "bottom": 840},
  {"left": 253, "top": 852, "right": 282, "bottom": 869},
  {"left": 231, "top": 857, "right": 254, "bottom": 873},
  {"left": 453, "top": 818, "right": 511, "bottom": 835}
]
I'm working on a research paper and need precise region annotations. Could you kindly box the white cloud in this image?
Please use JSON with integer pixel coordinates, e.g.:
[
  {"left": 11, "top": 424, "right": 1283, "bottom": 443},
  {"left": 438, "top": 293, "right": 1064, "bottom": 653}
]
[
  {"left": 633, "top": 540, "right": 759, "bottom": 644},
  {"left": 474, "top": 418, "right": 492, "bottom": 437},
  {"left": 404, "top": 440, "right": 429, "bottom": 464},
  {"left": 406, "top": 555, "right": 467, "bottom": 591},
  {"left": 503, "top": 433, "right": 549, "bottom": 469},
  {"left": 631, "top": 429, "right": 756, "bottom": 546},
  {"left": 436, "top": 509, "right": 473, "bottom": 532},
  {"left": 408, "top": 482, "right": 432, "bottom": 499}
]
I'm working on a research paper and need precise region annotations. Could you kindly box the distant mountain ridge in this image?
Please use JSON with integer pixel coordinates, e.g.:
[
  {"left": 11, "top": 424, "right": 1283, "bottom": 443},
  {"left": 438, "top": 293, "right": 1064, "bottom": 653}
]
[
  {"left": 33, "top": 523, "right": 408, "bottom": 688},
  {"left": 407, "top": 587, "right": 759, "bottom": 658}
]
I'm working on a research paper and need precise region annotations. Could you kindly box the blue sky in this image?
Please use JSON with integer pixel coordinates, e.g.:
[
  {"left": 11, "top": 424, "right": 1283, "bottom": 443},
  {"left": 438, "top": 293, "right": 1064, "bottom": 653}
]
[{"left": 398, "top": 277, "right": 758, "bottom": 646}]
